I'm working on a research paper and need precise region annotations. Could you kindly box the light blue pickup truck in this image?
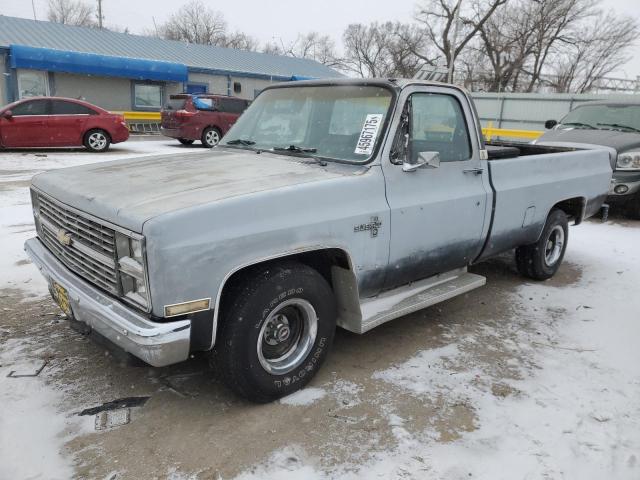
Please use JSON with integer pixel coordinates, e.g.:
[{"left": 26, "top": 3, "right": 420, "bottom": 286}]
[{"left": 25, "top": 79, "right": 612, "bottom": 402}]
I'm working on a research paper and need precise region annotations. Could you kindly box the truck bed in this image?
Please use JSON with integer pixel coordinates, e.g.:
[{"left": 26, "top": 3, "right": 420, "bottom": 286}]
[{"left": 478, "top": 145, "right": 612, "bottom": 260}]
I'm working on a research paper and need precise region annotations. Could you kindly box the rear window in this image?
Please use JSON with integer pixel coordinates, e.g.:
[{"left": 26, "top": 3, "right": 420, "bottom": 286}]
[{"left": 165, "top": 98, "right": 188, "bottom": 110}]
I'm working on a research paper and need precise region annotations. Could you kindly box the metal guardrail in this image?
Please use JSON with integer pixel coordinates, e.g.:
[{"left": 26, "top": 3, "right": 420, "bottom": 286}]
[{"left": 117, "top": 112, "right": 544, "bottom": 141}]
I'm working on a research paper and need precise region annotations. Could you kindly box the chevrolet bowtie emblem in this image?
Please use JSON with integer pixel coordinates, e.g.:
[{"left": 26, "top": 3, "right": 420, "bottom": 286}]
[{"left": 56, "top": 229, "right": 73, "bottom": 246}]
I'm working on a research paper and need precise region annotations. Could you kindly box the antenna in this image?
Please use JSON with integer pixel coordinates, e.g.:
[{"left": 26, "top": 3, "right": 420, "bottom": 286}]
[{"left": 31, "top": 0, "right": 37, "bottom": 20}]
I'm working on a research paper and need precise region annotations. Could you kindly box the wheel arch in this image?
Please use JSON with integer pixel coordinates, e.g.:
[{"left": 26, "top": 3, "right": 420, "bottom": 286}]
[
  {"left": 210, "top": 247, "right": 361, "bottom": 349},
  {"left": 550, "top": 196, "right": 586, "bottom": 226}
]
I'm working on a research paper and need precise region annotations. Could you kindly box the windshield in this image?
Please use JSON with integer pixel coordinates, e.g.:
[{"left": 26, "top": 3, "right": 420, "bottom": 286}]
[
  {"left": 220, "top": 85, "right": 394, "bottom": 163},
  {"left": 559, "top": 104, "right": 640, "bottom": 132}
]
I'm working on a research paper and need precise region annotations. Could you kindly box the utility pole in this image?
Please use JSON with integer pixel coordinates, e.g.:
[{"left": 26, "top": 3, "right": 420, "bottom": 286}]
[
  {"left": 31, "top": 0, "right": 37, "bottom": 20},
  {"left": 97, "top": 0, "right": 104, "bottom": 29},
  {"left": 447, "top": 0, "right": 463, "bottom": 84}
]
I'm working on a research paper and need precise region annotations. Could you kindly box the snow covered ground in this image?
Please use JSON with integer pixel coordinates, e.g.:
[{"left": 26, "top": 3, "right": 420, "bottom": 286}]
[
  {"left": 0, "top": 141, "right": 638, "bottom": 479},
  {"left": 0, "top": 140, "right": 203, "bottom": 296},
  {"left": 238, "top": 221, "right": 640, "bottom": 480}
]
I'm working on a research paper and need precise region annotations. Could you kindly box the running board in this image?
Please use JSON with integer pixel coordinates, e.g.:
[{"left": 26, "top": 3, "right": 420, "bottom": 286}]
[{"left": 356, "top": 268, "right": 486, "bottom": 334}]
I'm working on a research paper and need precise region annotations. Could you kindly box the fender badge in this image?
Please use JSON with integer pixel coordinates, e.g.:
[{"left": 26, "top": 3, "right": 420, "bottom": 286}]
[
  {"left": 56, "top": 229, "right": 73, "bottom": 246},
  {"left": 354, "top": 216, "right": 382, "bottom": 238}
]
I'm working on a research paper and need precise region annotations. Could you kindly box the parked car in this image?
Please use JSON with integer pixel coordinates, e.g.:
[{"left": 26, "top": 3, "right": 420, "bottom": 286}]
[
  {"left": 161, "top": 94, "right": 250, "bottom": 147},
  {"left": 0, "top": 97, "right": 129, "bottom": 152},
  {"left": 25, "top": 79, "right": 612, "bottom": 402},
  {"left": 537, "top": 100, "right": 640, "bottom": 218}
]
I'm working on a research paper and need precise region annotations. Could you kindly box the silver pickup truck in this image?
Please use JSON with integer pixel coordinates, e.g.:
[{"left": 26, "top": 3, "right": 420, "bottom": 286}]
[{"left": 25, "top": 79, "right": 612, "bottom": 402}]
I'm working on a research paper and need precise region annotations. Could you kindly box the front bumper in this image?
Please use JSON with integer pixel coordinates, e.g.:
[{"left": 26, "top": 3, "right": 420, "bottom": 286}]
[
  {"left": 608, "top": 171, "right": 640, "bottom": 200},
  {"left": 24, "top": 237, "right": 191, "bottom": 367}
]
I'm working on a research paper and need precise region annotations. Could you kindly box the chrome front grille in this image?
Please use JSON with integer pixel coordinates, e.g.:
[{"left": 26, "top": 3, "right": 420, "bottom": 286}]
[{"left": 36, "top": 193, "right": 120, "bottom": 295}]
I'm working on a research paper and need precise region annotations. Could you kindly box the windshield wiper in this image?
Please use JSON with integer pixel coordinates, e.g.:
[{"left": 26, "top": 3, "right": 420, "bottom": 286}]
[
  {"left": 225, "top": 138, "right": 256, "bottom": 146},
  {"left": 272, "top": 145, "right": 327, "bottom": 166},
  {"left": 597, "top": 122, "right": 640, "bottom": 133},
  {"left": 560, "top": 121, "right": 596, "bottom": 129}
]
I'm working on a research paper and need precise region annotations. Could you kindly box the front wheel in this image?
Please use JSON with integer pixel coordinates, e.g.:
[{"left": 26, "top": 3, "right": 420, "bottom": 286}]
[
  {"left": 201, "top": 127, "right": 221, "bottom": 148},
  {"left": 515, "top": 209, "right": 568, "bottom": 281},
  {"left": 84, "top": 129, "right": 111, "bottom": 152},
  {"left": 217, "top": 262, "right": 337, "bottom": 403}
]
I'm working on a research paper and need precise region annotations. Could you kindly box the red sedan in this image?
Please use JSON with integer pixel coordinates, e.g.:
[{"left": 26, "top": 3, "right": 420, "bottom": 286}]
[{"left": 0, "top": 97, "right": 129, "bottom": 152}]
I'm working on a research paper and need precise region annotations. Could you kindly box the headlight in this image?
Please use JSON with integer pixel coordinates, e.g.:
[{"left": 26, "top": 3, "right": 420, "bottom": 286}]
[
  {"left": 616, "top": 151, "right": 640, "bottom": 170},
  {"left": 115, "top": 234, "right": 150, "bottom": 310}
]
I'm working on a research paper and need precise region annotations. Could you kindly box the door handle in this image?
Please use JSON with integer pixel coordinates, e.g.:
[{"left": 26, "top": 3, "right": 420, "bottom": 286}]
[{"left": 463, "top": 167, "right": 484, "bottom": 175}]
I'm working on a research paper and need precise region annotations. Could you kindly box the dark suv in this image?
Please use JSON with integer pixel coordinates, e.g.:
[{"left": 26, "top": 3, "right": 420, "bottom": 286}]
[{"left": 161, "top": 94, "right": 250, "bottom": 147}]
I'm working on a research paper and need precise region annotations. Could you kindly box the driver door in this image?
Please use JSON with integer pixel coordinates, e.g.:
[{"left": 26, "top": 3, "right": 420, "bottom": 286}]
[{"left": 381, "top": 86, "right": 491, "bottom": 290}]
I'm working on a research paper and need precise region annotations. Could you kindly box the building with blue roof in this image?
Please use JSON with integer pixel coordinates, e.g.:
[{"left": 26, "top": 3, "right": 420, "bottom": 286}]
[{"left": 0, "top": 15, "right": 341, "bottom": 110}]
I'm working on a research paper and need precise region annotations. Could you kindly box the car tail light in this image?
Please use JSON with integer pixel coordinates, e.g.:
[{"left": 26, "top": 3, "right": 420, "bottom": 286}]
[{"left": 176, "top": 109, "right": 196, "bottom": 118}]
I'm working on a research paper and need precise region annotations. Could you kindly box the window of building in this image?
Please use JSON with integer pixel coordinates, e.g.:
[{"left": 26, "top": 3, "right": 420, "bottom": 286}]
[
  {"left": 133, "top": 83, "right": 163, "bottom": 109},
  {"left": 50, "top": 100, "right": 97, "bottom": 115},
  {"left": 233, "top": 82, "right": 242, "bottom": 94},
  {"left": 17, "top": 70, "right": 49, "bottom": 99},
  {"left": 12, "top": 99, "right": 50, "bottom": 116}
]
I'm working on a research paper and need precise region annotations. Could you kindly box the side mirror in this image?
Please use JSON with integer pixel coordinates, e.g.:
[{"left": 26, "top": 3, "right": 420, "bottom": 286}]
[
  {"left": 544, "top": 119, "right": 558, "bottom": 130},
  {"left": 403, "top": 151, "right": 440, "bottom": 173},
  {"left": 2, "top": 109, "right": 13, "bottom": 119}
]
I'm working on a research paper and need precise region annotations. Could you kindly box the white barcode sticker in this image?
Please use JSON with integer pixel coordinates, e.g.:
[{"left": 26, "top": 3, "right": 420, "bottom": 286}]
[{"left": 354, "top": 114, "right": 383, "bottom": 155}]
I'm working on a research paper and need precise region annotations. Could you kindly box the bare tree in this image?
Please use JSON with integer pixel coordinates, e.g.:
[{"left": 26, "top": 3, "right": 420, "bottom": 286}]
[
  {"left": 415, "top": 0, "right": 508, "bottom": 77},
  {"left": 550, "top": 12, "right": 639, "bottom": 93},
  {"left": 157, "top": 1, "right": 257, "bottom": 50},
  {"left": 342, "top": 22, "right": 428, "bottom": 77},
  {"left": 47, "top": 0, "right": 95, "bottom": 27},
  {"left": 264, "top": 32, "right": 341, "bottom": 67}
]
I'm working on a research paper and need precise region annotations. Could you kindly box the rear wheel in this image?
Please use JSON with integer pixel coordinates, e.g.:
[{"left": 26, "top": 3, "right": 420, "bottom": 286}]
[
  {"left": 516, "top": 209, "right": 568, "bottom": 281},
  {"left": 217, "top": 262, "right": 337, "bottom": 403},
  {"left": 178, "top": 138, "right": 194, "bottom": 145},
  {"left": 84, "top": 129, "right": 111, "bottom": 152},
  {"left": 201, "top": 127, "right": 221, "bottom": 148}
]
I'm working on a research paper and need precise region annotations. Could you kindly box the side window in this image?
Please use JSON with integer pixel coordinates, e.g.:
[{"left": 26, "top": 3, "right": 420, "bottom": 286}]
[
  {"left": 11, "top": 100, "right": 49, "bottom": 116},
  {"left": 50, "top": 101, "right": 96, "bottom": 115},
  {"left": 193, "top": 96, "right": 215, "bottom": 111},
  {"left": 217, "top": 98, "right": 246, "bottom": 114},
  {"left": 408, "top": 93, "right": 472, "bottom": 163}
]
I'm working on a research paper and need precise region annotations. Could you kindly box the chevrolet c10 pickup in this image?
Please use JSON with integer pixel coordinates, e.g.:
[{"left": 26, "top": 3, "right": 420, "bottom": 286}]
[{"left": 25, "top": 78, "right": 612, "bottom": 402}]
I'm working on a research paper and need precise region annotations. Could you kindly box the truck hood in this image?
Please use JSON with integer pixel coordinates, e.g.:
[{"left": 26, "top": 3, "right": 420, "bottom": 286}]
[
  {"left": 538, "top": 128, "right": 640, "bottom": 153},
  {"left": 31, "top": 148, "right": 354, "bottom": 232}
]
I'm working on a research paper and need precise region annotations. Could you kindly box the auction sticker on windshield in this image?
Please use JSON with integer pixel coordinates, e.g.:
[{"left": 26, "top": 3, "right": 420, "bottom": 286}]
[{"left": 355, "top": 114, "right": 383, "bottom": 155}]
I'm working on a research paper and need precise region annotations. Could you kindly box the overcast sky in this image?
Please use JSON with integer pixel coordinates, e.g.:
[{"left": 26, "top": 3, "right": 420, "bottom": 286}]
[{"left": 1, "top": 0, "right": 639, "bottom": 77}]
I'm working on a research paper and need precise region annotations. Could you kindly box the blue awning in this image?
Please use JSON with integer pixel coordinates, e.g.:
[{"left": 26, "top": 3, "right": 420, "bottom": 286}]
[
  {"left": 290, "top": 75, "right": 317, "bottom": 81},
  {"left": 9, "top": 44, "right": 188, "bottom": 82}
]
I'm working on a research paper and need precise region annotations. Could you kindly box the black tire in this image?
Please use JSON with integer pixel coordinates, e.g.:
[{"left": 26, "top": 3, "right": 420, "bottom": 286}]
[
  {"left": 201, "top": 127, "right": 221, "bottom": 148},
  {"left": 627, "top": 194, "right": 640, "bottom": 220},
  {"left": 83, "top": 129, "right": 111, "bottom": 152},
  {"left": 515, "top": 209, "right": 568, "bottom": 281},
  {"left": 178, "top": 138, "right": 194, "bottom": 145},
  {"left": 217, "top": 261, "right": 337, "bottom": 403}
]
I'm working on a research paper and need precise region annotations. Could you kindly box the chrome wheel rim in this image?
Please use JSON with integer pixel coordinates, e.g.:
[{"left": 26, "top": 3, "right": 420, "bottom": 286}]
[
  {"left": 205, "top": 129, "right": 219, "bottom": 146},
  {"left": 257, "top": 298, "right": 317, "bottom": 375},
  {"left": 544, "top": 225, "right": 565, "bottom": 266},
  {"left": 88, "top": 132, "right": 107, "bottom": 150}
]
